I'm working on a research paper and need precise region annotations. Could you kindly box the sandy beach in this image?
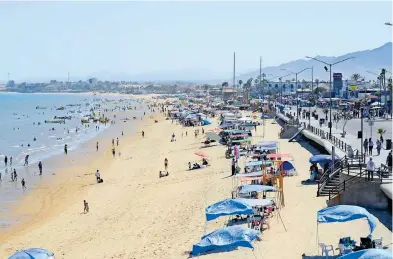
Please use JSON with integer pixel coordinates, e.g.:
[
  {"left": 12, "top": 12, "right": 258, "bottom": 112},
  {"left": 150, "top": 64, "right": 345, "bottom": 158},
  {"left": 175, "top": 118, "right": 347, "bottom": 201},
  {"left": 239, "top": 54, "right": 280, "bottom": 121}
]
[{"left": 0, "top": 105, "right": 391, "bottom": 258}]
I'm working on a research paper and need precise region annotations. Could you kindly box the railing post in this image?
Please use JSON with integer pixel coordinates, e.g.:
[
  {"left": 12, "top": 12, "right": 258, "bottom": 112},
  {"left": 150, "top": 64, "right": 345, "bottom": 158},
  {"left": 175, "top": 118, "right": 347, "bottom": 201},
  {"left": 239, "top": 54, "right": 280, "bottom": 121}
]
[{"left": 344, "top": 180, "right": 346, "bottom": 191}]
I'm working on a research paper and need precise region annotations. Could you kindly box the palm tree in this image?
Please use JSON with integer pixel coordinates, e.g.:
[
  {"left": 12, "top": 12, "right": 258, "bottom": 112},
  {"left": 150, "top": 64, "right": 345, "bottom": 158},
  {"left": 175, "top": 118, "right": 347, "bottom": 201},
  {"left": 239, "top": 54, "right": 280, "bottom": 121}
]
[
  {"left": 351, "top": 73, "right": 361, "bottom": 81},
  {"left": 238, "top": 79, "right": 243, "bottom": 90},
  {"left": 377, "top": 128, "right": 386, "bottom": 141},
  {"left": 222, "top": 82, "right": 229, "bottom": 88},
  {"left": 388, "top": 77, "right": 392, "bottom": 92}
]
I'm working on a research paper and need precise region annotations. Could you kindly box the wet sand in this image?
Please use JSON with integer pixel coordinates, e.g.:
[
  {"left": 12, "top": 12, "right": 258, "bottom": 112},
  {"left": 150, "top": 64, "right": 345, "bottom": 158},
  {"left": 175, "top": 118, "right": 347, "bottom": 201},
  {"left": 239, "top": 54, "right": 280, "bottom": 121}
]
[{"left": 0, "top": 109, "right": 391, "bottom": 258}]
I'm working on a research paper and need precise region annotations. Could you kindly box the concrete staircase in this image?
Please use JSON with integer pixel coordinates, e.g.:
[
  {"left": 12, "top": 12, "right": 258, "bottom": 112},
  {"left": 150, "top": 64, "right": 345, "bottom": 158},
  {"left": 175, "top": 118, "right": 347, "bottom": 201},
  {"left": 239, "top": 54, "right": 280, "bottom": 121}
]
[{"left": 318, "top": 171, "right": 341, "bottom": 196}]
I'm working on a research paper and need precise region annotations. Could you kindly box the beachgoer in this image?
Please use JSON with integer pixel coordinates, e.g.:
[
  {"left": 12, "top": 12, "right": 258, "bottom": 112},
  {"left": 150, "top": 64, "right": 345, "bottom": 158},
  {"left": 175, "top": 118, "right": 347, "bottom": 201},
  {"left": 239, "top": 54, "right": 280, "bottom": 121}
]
[
  {"left": 117, "top": 138, "right": 119, "bottom": 146},
  {"left": 96, "top": 142, "right": 99, "bottom": 151},
  {"left": 21, "top": 178, "right": 26, "bottom": 189},
  {"left": 186, "top": 131, "right": 187, "bottom": 137},
  {"left": 0, "top": 172, "right": 2, "bottom": 181},
  {"left": 10, "top": 157, "right": 12, "bottom": 166},
  {"left": 366, "top": 157, "right": 375, "bottom": 181},
  {"left": 376, "top": 139, "right": 382, "bottom": 156},
  {"left": 368, "top": 138, "right": 373, "bottom": 156},
  {"left": 84, "top": 200, "right": 89, "bottom": 213},
  {"left": 112, "top": 139, "right": 114, "bottom": 146},
  {"left": 122, "top": 131, "right": 124, "bottom": 136},
  {"left": 112, "top": 148, "right": 115, "bottom": 158},
  {"left": 13, "top": 169, "right": 17, "bottom": 181},
  {"left": 188, "top": 162, "right": 192, "bottom": 170},
  {"left": 363, "top": 139, "right": 368, "bottom": 155},
  {"left": 24, "top": 155, "right": 29, "bottom": 166},
  {"left": 231, "top": 158, "right": 236, "bottom": 176},
  {"left": 142, "top": 131, "right": 145, "bottom": 138},
  {"left": 95, "top": 170, "right": 100, "bottom": 183},
  {"left": 387, "top": 151, "right": 392, "bottom": 171},
  {"left": 164, "top": 158, "right": 168, "bottom": 170},
  {"left": 4, "top": 156, "right": 7, "bottom": 167},
  {"left": 64, "top": 144, "right": 68, "bottom": 155},
  {"left": 380, "top": 134, "right": 384, "bottom": 144},
  {"left": 38, "top": 161, "right": 43, "bottom": 175}
]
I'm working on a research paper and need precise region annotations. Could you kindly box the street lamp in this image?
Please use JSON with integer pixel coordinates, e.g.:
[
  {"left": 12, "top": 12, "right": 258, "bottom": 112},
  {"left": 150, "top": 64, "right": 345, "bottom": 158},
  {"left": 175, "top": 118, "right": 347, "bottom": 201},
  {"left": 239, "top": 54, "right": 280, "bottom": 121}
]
[
  {"left": 282, "top": 68, "right": 312, "bottom": 123},
  {"left": 305, "top": 56, "right": 355, "bottom": 139}
]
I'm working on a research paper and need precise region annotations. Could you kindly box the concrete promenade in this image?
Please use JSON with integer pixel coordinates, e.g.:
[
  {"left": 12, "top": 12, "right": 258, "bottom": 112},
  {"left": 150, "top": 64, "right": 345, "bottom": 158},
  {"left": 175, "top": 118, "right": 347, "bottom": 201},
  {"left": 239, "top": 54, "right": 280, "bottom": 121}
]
[{"left": 277, "top": 106, "right": 392, "bottom": 168}]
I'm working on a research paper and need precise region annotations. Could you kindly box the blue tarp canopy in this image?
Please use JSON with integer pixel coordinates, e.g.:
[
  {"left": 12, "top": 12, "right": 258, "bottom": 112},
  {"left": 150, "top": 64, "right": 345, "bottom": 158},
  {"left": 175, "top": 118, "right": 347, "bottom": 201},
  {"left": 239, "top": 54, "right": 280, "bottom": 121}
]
[
  {"left": 246, "top": 161, "right": 263, "bottom": 167},
  {"left": 236, "top": 198, "right": 274, "bottom": 207},
  {"left": 239, "top": 184, "right": 277, "bottom": 194},
  {"left": 205, "top": 199, "right": 253, "bottom": 221},
  {"left": 202, "top": 119, "right": 211, "bottom": 125},
  {"left": 337, "top": 249, "right": 393, "bottom": 259},
  {"left": 9, "top": 248, "right": 54, "bottom": 259},
  {"left": 256, "top": 141, "right": 278, "bottom": 150},
  {"left": 317, "top": 205, "right": 377, "bottom": 237},
  {"left": 309, "top": 154, "right": 338, "bottom": 165},
  {"left": 192, "top": 226, "right": 260, "bottom": 256}
]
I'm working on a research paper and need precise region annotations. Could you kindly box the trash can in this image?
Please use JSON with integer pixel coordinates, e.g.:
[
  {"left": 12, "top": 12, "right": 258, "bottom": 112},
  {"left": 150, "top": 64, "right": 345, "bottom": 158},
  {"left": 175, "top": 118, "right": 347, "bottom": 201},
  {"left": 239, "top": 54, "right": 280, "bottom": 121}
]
[
  {"left": 386, "top": 139, "right": 392, "bottom": 150},
  {"left": 357, "top": 131, "right": 362, "bottom": 139}
]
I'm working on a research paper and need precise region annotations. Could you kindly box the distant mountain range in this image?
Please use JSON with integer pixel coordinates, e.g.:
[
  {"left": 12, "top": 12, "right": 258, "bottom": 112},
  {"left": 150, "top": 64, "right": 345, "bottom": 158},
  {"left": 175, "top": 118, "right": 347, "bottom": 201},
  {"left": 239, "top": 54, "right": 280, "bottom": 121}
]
[{"left": 234, "top": 42, "right": 392, "bottom": 83}]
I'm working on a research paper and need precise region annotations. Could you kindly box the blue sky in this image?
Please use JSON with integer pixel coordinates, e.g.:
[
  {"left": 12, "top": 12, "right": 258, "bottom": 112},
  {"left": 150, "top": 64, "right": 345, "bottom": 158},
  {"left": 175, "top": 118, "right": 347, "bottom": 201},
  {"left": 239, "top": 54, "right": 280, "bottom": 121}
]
[{"left": 0, "top": 1, "right": 391, "bottom": 81}]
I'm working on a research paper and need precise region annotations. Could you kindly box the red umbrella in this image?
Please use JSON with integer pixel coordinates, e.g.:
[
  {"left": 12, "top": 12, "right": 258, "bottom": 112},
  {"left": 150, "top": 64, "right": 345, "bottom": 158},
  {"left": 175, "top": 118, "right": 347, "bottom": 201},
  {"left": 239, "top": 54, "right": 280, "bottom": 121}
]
[{"left": 195, "top": 151, "right": 209, "bottom": 158}]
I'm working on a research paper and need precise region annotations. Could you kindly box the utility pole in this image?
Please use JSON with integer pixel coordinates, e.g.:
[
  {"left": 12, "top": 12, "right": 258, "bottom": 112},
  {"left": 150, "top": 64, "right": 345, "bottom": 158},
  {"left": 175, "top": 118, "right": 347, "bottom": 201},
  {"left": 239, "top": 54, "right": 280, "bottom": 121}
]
[
  {"left": 259, "top": 56, "right": 262, "bottom": 99},
  {"left": 233, "top": 52, "right": 236, "bottom": 93}
]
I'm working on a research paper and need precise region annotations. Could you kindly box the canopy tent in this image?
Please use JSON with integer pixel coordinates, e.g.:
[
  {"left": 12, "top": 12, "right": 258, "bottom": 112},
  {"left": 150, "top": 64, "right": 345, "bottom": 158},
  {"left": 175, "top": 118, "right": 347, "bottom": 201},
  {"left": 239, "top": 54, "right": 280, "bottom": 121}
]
[
  {"left": 205, "top": 132, "right": 220, "bottom": 142},
  {"left": 317, "top": 205, "right": 377, "bottom": 237},
  {"left": 8, "top": 248, "right": 55, "bottom": 259},
  {"left": 246, "top": 161, "right": 263, "bottom": 167},
  {"left": 337, "top": 249, "right": 393, "bottom": 259},
  {"left": 236, "top": 198, "right": 274, "bottom": 207},
  {"left": 191, "top": 226, "right": 260, "bottom": 256},
  {"left": 279, "top": 161, "right": 297, "bottom": 176},
  {"left": 266, "top": 153, "right": 294, "bottom": 160},
  {"left": 309, "top": 154, "right": 338, "bottom": 166},
  {"left": 238, "top": 184, "right": 277, "bottom": 194},
  {"left": 205, "top": 199, "right": 253, "bottom": 221},
  {"left": 256, "top": 141, "right": 278, "bottom": 151}
]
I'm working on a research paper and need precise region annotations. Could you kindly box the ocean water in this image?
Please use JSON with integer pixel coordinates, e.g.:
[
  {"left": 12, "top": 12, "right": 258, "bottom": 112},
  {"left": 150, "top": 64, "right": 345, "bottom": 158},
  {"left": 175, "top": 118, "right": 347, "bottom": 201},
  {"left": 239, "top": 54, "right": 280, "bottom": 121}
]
[{"left": 0, "top": 93, "right": 146, "bottom": 227}]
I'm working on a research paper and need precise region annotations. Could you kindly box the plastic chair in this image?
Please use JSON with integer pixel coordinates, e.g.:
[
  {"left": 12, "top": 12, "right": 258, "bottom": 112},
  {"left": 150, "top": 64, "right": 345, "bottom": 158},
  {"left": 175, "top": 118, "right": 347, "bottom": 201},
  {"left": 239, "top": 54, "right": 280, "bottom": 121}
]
[
  {"left": 373, "top": 237, "right": 383, "bottom": 249},
  {"left": 319, "top": 243, "right": 334, "bottom": 258}
]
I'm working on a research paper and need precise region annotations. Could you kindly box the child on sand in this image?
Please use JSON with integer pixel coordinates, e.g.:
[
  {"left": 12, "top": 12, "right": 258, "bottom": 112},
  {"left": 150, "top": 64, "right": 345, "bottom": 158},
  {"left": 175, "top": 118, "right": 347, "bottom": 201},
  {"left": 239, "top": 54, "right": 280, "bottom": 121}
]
[
  {"left": 84, "top": 200, "right": 89, "bottom": 213},
  {"left": 21, "top": 178, "right": 26, "bottom": 189}
]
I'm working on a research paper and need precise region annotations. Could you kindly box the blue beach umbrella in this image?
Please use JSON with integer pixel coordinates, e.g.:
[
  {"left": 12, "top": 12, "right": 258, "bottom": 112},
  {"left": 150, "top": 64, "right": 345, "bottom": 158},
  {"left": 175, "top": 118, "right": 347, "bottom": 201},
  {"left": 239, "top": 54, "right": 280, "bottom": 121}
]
[
  {"left": 192, "top": 226, "right": 260, "bottom": 256},
  {"left": 205, "top": 199, "right": 253, "bottom": 221},
  {"left": 337, "top": 249, "right": 392, "bottom": 259},
  {"left": 8, "top": 248, "right": 55, "bottom": 259}
]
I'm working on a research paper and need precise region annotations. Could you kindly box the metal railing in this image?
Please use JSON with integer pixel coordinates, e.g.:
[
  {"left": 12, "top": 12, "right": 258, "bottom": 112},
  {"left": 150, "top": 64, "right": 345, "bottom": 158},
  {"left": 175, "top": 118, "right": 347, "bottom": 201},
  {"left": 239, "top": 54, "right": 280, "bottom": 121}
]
[
  {"left": 307, "top": 124, "right": 354, "bottom": 153},
  {"left": 328, "top": 163, "right": 392, "bottom": 200}
]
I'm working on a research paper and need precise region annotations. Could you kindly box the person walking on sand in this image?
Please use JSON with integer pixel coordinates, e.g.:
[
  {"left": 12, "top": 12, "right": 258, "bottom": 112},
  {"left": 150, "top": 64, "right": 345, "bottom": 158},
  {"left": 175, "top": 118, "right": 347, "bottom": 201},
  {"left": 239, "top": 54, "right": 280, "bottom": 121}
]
[
  {"left": 164, "top": 158, "right": 168, "bottom": 170},
  {"left": 366, "top": 157, "right": 375, "bottom": 181},
  {"left": 10, "top": 157, "right": 12, "bottom": 166},
  {"left": 13, "top": 169, "right": 17, "bottom": 182},
  {"left": 231, "top": 158, "right": 236, "bottom": 176},
  {"left": 142, "top": 130, "right": 145, "bottom": 138},
  {"left": 4, "top": 156, "right": 7, "bottom": 167},
  {"left": 38, "top": 161, "right": 43, "bottom": 175},
  {"left": 96, "top": 142, "right": 99, "bottom": 151},
  {"left": 84, "top": 200, "right": 89, "bottom": 213},
  {"left": 387, "top": 151, "right": 392, "bottom": 171},
  {"left": 116, "top": 137, "right": 119, "bottom": 146},
  {"left": 24, "top": 155, "right": 29, "bottom": 166},
  {"left": 112, "top": 148, "right": 116, "bottom": 158},
  {"left": 376, "top": 139, "right": 382, "bottom": 156},
  {"left": 21, "top": 178, "right": 26, "bottom": 189},
  {"left": 112, "top": 138, "right": 114, "bottom": 146},
  {"left": 64, "top": 144, "right": 68, "bottom": 155},
  {"left": 122, "top": 131, "right": 124, "bottom": 136},
  {"left": 368, "top": 138, "right": 374, "bottom": 156},
  {"left": 363, "top": 139, "right": 368, "bottom": 156},
  {"left": 95, "top": 170, "right": 100, "bottom": 183}
]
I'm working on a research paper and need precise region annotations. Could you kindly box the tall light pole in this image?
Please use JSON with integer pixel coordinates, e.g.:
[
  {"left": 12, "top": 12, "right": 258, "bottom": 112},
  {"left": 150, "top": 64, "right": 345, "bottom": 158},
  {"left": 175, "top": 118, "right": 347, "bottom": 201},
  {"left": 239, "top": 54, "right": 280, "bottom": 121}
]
[
  {"left": 278, "top": 72, "right": 294, "bottom": 104},
  {"left": 306, "top": 56, "right": 355, "bottom": 139}
]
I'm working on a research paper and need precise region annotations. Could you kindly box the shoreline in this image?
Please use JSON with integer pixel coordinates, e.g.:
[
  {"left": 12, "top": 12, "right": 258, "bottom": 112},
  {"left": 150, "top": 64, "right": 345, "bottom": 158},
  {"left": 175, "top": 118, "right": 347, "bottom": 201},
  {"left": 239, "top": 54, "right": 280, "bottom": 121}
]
[{"left": 0, "top": 95, "right": 155, "bottom": 233}]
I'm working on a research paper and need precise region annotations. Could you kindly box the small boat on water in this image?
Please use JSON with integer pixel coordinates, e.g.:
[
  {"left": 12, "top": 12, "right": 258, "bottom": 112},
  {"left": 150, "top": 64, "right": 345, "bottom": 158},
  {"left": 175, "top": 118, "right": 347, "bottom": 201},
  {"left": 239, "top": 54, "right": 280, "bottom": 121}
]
[
  {"left": 56, "top": 106, "right": 65, "bottom": 110},
  {"left": 54, "top": 116, "right": 72, "bottom": 120},
  {"left": 45, "top": 119, "right": 65, "bottom": 124},
  {"left": 36, "top": 106, "right": 47, "bottom": 109}
]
